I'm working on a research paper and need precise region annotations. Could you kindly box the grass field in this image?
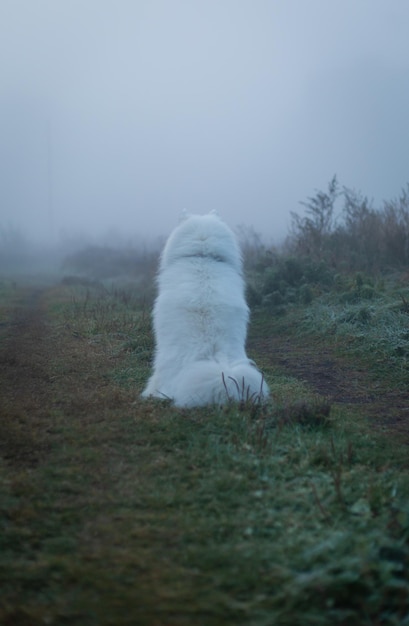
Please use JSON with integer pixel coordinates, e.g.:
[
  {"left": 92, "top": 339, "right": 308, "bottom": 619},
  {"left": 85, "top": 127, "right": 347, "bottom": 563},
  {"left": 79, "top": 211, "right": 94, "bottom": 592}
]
[{"left": 0, "top": 276, "right": 408, "bottom": 625}]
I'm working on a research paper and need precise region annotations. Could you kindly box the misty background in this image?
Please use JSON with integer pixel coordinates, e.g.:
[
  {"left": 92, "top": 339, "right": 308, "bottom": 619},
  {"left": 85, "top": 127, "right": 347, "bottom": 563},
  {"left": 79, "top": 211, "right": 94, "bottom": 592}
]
[{"left": 1, "top": 0, "right": 409, "bottom": 252}]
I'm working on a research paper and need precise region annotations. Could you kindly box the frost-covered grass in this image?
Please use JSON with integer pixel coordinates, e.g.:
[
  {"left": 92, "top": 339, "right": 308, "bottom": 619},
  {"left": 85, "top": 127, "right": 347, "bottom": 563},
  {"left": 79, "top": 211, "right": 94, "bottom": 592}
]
[{"left": 303, "top": 288, "right": 409, "bottom": 379}]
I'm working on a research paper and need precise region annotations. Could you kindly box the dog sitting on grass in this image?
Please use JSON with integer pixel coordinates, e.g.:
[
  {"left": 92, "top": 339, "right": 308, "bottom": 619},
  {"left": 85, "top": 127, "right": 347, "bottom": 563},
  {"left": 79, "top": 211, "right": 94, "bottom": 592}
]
[{"left": 142, "top": 211, "right": 269, "bottom": 407}]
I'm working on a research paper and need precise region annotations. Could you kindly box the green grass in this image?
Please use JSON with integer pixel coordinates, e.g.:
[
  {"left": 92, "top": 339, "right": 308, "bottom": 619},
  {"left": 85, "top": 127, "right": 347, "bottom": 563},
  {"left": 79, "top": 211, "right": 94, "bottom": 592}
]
[
  {"left": 2, "top": 404, "right": 408, "bottom": 625},
  {"left": 0, "top": 280, "right": 408, "bottom": 625}
]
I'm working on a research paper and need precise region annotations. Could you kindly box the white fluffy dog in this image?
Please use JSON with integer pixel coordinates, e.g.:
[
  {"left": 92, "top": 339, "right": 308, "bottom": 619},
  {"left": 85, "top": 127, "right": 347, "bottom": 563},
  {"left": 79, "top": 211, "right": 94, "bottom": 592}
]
[{"left": 142, "top": 211, "right": 269, "bottom": 407}]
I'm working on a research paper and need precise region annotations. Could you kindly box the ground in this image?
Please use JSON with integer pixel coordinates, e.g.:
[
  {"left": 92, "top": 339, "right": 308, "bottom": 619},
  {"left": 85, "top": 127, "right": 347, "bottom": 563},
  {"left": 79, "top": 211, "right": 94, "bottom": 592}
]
[{"left": 1, "top": 282, "right": 408, "bottom": 625}]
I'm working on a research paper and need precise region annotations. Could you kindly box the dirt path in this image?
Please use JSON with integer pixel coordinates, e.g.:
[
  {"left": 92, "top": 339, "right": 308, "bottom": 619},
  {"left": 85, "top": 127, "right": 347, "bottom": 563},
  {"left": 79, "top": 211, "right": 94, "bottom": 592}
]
[
  {"left": 249, "top": 329, "right": 409, "bottom": 443},
  {"left": 0, "top": 286, "right": 134, "bottom": 468},
  {"left": 0, "top": 288, "right": 54, "bottom": 466}
]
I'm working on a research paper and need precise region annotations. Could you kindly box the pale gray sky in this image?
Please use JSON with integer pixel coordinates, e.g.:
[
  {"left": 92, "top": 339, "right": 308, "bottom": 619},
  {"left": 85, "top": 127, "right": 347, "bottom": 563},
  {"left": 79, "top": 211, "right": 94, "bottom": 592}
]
[{"left": 1, "top": 1, "right": 409, "bottom": 245}]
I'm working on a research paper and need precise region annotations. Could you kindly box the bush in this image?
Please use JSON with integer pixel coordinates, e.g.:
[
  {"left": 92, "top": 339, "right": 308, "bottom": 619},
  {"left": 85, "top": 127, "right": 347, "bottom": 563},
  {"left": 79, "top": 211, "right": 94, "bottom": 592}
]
[
  {"left": 247, "top": 255, "right": 335, "bottom": 311},
  {"left": 287, "top": 179, "right": 409, "bottom": 274},
  {"left": 336, "top": 273, "right": 380, "bottom": 304}
]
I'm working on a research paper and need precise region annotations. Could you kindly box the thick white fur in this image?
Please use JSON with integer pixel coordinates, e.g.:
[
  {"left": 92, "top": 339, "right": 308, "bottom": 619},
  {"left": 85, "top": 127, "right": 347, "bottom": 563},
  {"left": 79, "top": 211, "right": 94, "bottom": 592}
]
[{"left": 142, "top": 212, "right": 269, "bottom": 407}]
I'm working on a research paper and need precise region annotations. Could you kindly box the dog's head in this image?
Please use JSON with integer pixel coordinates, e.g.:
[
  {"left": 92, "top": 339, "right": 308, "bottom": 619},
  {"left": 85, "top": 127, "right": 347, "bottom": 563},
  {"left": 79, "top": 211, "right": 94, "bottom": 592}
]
[{"left": 160, "top": 212, "right": 242, "bottom": 273}]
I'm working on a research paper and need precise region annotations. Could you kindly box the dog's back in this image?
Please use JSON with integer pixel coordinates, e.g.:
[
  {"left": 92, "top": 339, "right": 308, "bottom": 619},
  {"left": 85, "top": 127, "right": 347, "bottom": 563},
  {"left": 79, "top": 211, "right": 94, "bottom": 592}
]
[{"left": 142, "top": 213, "right": 269, "bottom": 406}]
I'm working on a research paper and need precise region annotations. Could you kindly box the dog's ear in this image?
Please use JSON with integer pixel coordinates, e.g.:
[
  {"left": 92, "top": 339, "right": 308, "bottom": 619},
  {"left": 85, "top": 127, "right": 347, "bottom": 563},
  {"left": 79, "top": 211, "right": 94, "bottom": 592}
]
[
  {"left": 179, "top": 208, "right": 190, "bottom": 222},
  {"left": 209, "top": 209, "right": 222, "bottom": 220}
]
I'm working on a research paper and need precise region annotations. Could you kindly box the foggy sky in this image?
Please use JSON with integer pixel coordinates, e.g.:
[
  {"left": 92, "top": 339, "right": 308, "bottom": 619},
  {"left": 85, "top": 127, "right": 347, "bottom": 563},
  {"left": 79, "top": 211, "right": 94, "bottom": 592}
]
[{"left": 1, "top": 1, "right": 409, "bottom": 246}]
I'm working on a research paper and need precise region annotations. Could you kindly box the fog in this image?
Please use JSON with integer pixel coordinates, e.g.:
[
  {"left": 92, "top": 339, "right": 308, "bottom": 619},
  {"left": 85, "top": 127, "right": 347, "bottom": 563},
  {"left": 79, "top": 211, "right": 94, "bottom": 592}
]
[{"left": 1, "top": 1, "right": 409, "bottom": 248}]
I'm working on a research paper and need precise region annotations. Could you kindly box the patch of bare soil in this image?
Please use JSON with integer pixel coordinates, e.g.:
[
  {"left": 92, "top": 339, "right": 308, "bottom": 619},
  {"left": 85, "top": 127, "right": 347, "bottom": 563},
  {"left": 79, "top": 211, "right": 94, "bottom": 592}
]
[
  {"left": 0, "top": 287, "right": 134, "bottom": 469},
  {"left": 249, "top": 331, "right": 409, "bottom": 443}
]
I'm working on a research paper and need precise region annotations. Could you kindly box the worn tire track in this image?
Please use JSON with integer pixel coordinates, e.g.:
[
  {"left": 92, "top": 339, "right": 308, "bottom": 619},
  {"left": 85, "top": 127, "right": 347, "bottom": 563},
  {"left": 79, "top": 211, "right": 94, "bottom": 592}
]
[
  {"left": 0, "top": 286, "right": 133, "bottom": 468},
  {"left": 249, "top": 326, "right": 409, "bottom": 443}
]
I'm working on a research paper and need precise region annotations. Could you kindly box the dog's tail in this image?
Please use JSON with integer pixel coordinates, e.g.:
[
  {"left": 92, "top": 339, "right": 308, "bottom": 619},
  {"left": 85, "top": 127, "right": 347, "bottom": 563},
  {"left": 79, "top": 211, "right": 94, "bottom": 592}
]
[{"left": 171, "top": 359, "right": 269, "bottom": 408}]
